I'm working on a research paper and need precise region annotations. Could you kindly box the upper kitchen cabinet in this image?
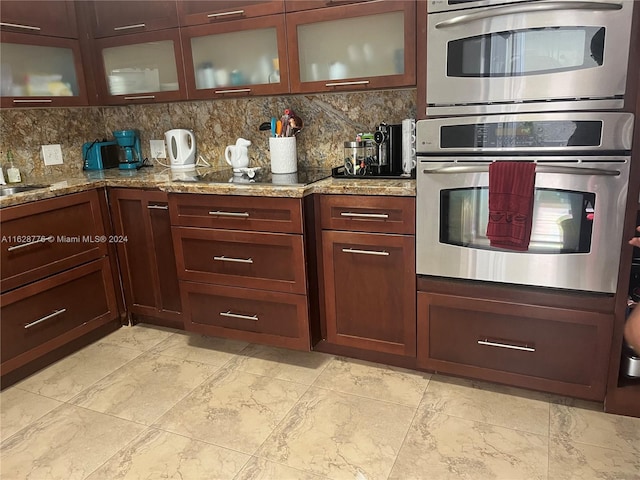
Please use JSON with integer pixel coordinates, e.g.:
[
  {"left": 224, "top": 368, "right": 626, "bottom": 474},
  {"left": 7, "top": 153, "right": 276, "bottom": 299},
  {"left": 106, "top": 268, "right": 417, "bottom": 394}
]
[
  {"left": 286, "top": 0, "right": 416, "bottom": 93},
  {"left": 88, "top": 1, "right": 178, "bottom": 38},
  {"left": 0, "top": 32, "right": 88, "bottom": 108},
  {"left": 0, "top": 1, "right": 78, "bottom": 38},
  {"left": 284, "top": 0, "right": 372, "bottom": 13},
  {"left": 94, "top": 30, "right": 187, "bottom": 105},
  {"left": 181, "top": 15, "right": 289, "bottom": 98},
  {"left": 177, "top": 1, "right": 284, "bottom": 27}
]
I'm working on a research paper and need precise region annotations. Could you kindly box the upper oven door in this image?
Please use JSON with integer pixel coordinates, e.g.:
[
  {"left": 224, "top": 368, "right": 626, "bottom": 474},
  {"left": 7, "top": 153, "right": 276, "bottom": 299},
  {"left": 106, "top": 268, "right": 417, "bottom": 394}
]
[
  {"left": 416, "top": 157, "right": 630, "bottom": 293},
  {"left": 426, "top": 0, "right": 634, "bottom": 115}
]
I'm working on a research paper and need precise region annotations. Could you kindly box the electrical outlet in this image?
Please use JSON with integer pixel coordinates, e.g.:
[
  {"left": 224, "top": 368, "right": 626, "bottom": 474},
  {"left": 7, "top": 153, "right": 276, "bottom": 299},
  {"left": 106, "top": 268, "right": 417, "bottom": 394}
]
[
  {"left": 41, "top": 144, "right": 63, "bottom": 165},
  {"left": 150, "top": 139, "right": 166, "bottom": 159}
]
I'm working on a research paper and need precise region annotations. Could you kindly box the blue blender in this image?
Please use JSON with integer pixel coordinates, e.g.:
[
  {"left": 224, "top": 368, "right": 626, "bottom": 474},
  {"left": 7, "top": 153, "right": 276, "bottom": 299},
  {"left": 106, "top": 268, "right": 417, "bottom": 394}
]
[{"left": 113, "top": 129, "right": 143, "bottom": 170}]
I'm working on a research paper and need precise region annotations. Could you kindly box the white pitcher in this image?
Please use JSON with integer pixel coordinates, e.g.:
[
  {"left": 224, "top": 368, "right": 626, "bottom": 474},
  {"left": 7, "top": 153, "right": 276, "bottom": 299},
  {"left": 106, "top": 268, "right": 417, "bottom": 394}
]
[{"left": 225, "top": 138, "right": 251, "bottom": 170}]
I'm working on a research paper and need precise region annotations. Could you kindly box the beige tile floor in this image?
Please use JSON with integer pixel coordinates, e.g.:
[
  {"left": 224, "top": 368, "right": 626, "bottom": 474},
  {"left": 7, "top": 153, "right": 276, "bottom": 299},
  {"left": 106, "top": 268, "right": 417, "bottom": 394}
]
[{"left": 1, "top": 323, "right": 639, "bottom": 480}]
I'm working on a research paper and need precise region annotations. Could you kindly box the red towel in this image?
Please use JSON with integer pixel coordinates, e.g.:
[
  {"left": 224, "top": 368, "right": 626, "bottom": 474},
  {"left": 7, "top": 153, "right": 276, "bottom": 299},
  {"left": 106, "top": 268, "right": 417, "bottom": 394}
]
[{"left": 486, "top": 161, "right": 536, "bottom": 251}]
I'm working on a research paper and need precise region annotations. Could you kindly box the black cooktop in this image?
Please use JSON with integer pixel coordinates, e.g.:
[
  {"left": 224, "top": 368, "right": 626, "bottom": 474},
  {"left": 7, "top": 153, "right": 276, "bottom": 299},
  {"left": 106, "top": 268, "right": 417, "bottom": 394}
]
[
  {"left": 170, "top": 166, "right": 332, "bottom": 186},
  {"left": 331, "top": 166, "right": 415, "bottom": 179}
]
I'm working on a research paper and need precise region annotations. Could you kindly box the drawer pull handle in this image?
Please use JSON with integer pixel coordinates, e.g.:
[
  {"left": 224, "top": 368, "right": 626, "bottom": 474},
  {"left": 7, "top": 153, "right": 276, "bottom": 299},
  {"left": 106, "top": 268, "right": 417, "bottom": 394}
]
[
  {"left": 477, "top": 339, "right": 535, "bottom": 352},
  {"left": 12, "top": 99, "right": 52, "bottom": 103},
  {"left": 0, "top": 21, "right": 41, "bottom": 31},
  {"left": 220, "top": 311, "right": 258, "bottom": 321},
  {"left": 207, "top": 9, "right": 245, "bottom": 18},
  {"left": 147, "top": 204, "right": 168, "bottom": 210},
  {"left": 7, "top": 237, "right": 50, "bottom": 252},
  {"left": 214, "top": 255, "right": 254, "bottom": 264},
  {"left": 113, "top": 23, "right": 146, "bottom": 31},
  {"left": 342, "top": 248, "right": 390, "bottom": 256},
  {"left": 215, "top": 88, "right": 251, "bottom": 95},
  {"left": 25, "top": 308, "right": 66, "bottom": 329},
  {"left": 340, "top": 212, "right": 389, "bottom": 219},
  {"left": 124, "top": 95, "right": 156, "bottom": 100},
  {"left": 325, "top": 80, "right": 370, "bottom": 87},
  {"left": 208, "top": 210, "right": 250, "bottom": 217}
]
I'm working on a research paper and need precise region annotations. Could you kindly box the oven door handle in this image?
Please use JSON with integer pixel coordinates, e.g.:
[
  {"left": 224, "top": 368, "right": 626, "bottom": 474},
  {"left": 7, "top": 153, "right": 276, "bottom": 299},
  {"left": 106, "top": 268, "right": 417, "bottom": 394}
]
[
  {"left": 421, "top": 165, "right": 620, "bottom": 176},
  {"left": 434, "top": 1, "right": 623, "bottom": 29}
]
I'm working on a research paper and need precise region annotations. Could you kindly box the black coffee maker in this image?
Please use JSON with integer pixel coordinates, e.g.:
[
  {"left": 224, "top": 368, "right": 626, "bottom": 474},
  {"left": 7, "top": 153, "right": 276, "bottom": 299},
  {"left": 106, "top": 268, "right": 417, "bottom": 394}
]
[{"left": 373, "top": 123, "right": 403, "bottom": 175}]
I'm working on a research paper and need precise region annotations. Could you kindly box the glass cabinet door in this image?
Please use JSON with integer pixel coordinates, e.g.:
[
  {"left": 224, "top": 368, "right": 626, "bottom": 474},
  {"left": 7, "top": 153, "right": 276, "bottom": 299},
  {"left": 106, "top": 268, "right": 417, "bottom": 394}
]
[
  {"left": 181, "top": 15, "right": 288, "bottom": 98},
  {"left": 288, "top": 0, "right": 415, "bottom": 92},
  {"left": 95, "top": 30, "right": 187, "bottom": 104},
  {"left": 0, "top": 32, "right": 87, "bottom": 107}
]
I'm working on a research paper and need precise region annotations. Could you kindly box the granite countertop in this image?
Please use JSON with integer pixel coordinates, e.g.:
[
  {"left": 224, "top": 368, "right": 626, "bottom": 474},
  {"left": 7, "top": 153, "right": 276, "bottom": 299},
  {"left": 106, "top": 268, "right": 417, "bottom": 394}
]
[{"left": 0, "top": 165, "right": 416, "bottom": 208}]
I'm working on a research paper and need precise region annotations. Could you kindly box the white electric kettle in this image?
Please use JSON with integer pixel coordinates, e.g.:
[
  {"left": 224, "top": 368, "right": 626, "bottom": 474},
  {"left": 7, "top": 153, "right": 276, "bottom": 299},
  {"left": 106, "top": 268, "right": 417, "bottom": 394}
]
[{"left": 165, "top": 129, "right": 196, "bottom": 169}]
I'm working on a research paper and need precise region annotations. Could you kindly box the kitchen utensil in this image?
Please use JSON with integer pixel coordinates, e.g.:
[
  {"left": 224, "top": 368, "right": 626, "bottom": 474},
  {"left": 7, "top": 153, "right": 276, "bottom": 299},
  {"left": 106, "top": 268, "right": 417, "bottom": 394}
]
[
  {"left": 225, "top": 138, "right": 252, "bottom": 170},
  {"left": 165, "top": 129, "right": 196, "bottom": 170},
  {"left": 270, "top": 117, "right": 277, "bottom": 137}
]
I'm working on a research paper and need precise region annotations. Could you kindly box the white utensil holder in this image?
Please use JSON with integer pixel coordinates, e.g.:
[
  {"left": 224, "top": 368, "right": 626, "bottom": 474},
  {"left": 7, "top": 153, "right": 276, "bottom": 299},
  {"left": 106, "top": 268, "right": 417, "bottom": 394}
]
[{"left": 269, "top": 136, "right": 297, "bottom": 174}]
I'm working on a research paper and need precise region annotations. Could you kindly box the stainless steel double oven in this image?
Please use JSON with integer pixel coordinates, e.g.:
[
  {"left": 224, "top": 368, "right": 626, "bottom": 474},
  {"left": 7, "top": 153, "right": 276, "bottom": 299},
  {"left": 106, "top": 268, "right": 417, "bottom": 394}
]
[
  {"left": 416, "top": 112, "right": 634, "bottom": 293},
  {"left": 417, "top": 0, "right": 636, "bottom": 294}
]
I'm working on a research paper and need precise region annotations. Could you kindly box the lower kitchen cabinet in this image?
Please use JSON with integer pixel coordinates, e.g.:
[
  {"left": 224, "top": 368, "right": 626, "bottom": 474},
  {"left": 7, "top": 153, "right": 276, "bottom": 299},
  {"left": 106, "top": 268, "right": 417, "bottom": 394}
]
[
  {"left": 315, "top": 195, "right": 417, "bottom": 359},
  {"left": 109, "top": 188, "right": 182, "bottom": 329},
  {"left": 322, "top": 230, "right": 416, "bottom": 356},
  {"left": 169, "top": 193, "right": 311, "bottom": 349},
  {"left": 0, "top": 189, "right": 122, "bottom": 385},
  {"left": 417, "top": 287, "right": 614, "bottom": 401}
]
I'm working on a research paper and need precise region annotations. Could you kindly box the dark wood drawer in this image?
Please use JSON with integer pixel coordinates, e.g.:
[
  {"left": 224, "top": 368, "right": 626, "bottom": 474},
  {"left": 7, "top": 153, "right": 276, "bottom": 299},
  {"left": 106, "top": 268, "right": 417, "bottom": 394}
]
[
  {"left": 417, "top": 292, "right": 613, "bottom": 400},
  {"left": 1, "top": 190, "right": 108, "bottom": 292},
  {"left": 320, "top": 195, "right": 415, "bottom": 234},
  {"left": 169, "top": 194, "right": 303, "bottom": 233},
  {"left": 172, "top": 226, "right": 306, "bottom": 294},
  {"left": 181, "top": 281, "right": 310, "bottom": 350},
  {"left": 1, "top": 258, "right": 118, "bottom": 374}
]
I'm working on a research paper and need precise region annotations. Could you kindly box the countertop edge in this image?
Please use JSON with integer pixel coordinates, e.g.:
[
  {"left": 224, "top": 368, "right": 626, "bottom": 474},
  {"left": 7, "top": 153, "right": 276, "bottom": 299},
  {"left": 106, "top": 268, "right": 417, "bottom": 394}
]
[{"left": 0, "top": 172, "right": 416, "bottom": 208}]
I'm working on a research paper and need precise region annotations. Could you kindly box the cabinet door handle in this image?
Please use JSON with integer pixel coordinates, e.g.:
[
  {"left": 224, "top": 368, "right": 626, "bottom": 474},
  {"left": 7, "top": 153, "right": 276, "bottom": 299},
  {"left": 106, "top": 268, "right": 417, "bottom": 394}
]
[
  {"left": 113, "top": 23, "right": 146, "bottom": 31},
  {"left": 207, "top": 10, "right": 245, "bottom": 18},
  {"left": 340, "top": 212, "right": 389, "bottom": 219},
  {"left": 0, "top": 21, "right": 41, "bottom": 31},
  {"left": 147, "top": 204, "right": 168, "bottom": 210},
  {"left": 124, "top": 95, "right": 156, "bottom": 100},
  {"left": 25, "top": 308, "right": 66, "bottom": 329},
  {"left": 220, "top": 310, "right": 258, "bottom": 321},
  {"left": 325, "top": 80, "right": 370, "bottom": 87},
  {"left": 213, "top": 255, "right": 254, "bottom": 264},
  {"left": 342, "top": 248, "right": 390, "bottom": 256},
  {"left": 477, "top": 338, "right": 536, "bottom": 352},
  {"left": 214, "top": 88, "right": 251, "bottom": 95},
  {"left": 208, "top": 210, "right": 249, "bottom": 217},
  {"left": 7, "top": 237, "right": 49, "bottom": 252},
  {"left": 13, "top": 99, "right": 52, "bottom": 103}
]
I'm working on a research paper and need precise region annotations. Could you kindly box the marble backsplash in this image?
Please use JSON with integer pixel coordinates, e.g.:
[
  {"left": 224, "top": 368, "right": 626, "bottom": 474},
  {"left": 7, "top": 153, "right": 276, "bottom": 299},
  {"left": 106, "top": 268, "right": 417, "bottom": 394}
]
[{"left": 0, "top": 89, "right": 416, "bottom": 181}]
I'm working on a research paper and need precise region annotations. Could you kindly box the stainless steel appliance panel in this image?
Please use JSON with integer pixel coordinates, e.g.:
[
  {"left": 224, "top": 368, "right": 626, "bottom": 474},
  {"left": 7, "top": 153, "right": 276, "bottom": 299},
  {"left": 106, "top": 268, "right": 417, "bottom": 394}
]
[
  {"left": 416, "top": 156, "right": 630, "bottom": 292},
  {"left": 426, "top": 0, "right": 634, "bottom": 115}
]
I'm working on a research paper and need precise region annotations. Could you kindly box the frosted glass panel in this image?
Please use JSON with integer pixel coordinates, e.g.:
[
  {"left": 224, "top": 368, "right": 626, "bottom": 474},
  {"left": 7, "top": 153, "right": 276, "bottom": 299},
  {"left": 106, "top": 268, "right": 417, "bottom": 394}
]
[
  {"left": 191, "top": 28, "right": 279, "bottom": 88},
  {"left": 297, "top": 12, "right": 404, "bottom": 82},
  {"left": 103, "top": 41, "right": 178, "bottom": 95},
  {"left": 0, "top": 43, "right": 79, "bottom": 97}
]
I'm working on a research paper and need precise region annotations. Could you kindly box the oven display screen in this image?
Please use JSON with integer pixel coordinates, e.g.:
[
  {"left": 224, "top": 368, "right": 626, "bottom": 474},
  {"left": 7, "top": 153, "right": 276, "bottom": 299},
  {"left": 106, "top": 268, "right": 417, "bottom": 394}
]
[{"left": 440, "top": 121, "right": 602, "bottom": 148}]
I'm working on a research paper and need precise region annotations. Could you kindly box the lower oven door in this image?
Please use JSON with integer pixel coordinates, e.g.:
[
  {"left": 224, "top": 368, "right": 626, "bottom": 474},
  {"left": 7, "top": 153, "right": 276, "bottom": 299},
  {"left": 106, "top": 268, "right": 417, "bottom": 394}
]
[{"left": 416, "top": 157, "right": 630, "bottom": 293}]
